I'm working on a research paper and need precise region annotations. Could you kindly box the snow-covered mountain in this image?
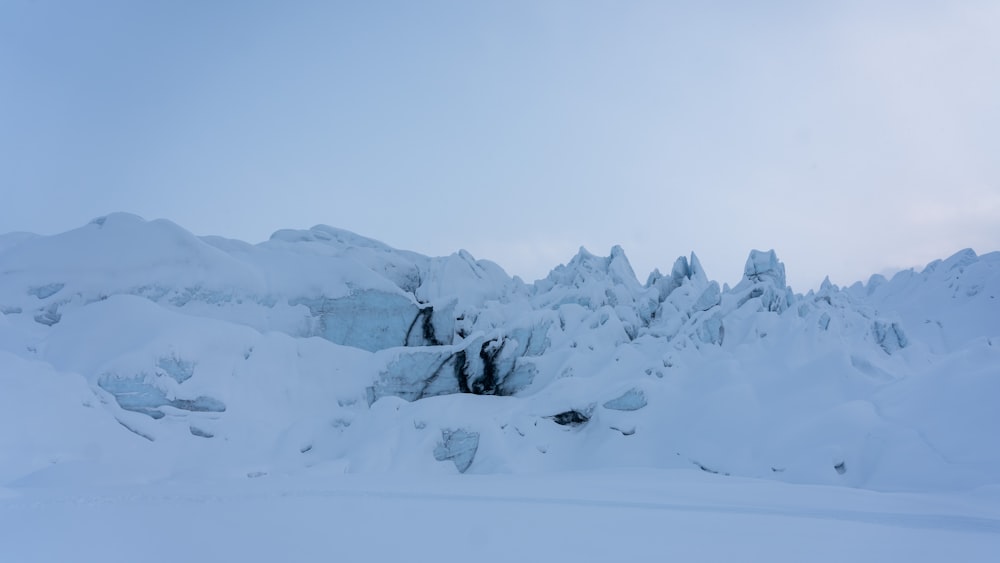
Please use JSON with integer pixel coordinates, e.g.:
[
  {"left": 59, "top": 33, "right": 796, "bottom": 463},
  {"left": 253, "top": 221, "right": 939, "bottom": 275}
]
[{"left": 1, "top": 213, "right": 998, "bottom": 491}]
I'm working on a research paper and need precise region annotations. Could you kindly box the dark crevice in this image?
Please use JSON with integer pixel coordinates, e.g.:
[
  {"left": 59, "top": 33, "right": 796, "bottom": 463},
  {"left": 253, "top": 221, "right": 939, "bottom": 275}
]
[
  {"left": 451, "top": 338, "right": 514, "bottom": 396},
  {"left": 472, "top": 339, "right": 505, "bottom": 395},
  {"left": 454, "top": 349, "right": 471, "bottom": 394},
  {"left": 405, "top": 306, "right": 441, "bottom": 346},
  {"left": 404, "top": 312, "right": 419, "bottom": 344},
  {"left": 692, "top": 460, "right": 729, "bottom": 476},
  {"left": 422, "top": 308, "right": 439, "bottom": 345},
  {"left": 548, "top": 409, "right": 590, "bottom": 427}
]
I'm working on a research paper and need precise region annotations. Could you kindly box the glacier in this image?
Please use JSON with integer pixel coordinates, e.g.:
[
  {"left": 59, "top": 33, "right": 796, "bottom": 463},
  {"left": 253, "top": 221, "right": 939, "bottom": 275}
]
[{"left": 0, "top": 212, "right": 999, "bottom": 493}]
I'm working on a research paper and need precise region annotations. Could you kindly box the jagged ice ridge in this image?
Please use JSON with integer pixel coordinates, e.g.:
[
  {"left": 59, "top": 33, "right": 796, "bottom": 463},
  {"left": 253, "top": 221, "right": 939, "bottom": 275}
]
[{"left": 1, "top": 212, "right": 998, "bottom": 491}]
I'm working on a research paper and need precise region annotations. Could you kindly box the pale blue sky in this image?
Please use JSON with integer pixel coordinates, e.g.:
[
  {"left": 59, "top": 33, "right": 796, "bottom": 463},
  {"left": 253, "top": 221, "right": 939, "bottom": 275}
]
[{"left": 2, "top": 0, "right": 998, "bottom": 289}]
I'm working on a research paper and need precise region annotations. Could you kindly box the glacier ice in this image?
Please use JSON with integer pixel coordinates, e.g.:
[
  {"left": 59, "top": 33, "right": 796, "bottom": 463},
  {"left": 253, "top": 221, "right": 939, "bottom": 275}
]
[
  {"left": 156, "top": 355, "right": 195, "bottom": 383},
  {"left": 1, "top": 216, "right": 999, "bottom": 492},
  {"left": 433, "top": 428, "right": 480, "bottom": 473},
  {"left": 292, "top": 291, "right": 419, "bottom": 352},
  {"left": 98, "top": 373, "right": 226, "bottom": 419},
  {"left": 872, "top": 320, "right": 909, "bottom": 354},
  {"left": 603, "top": 388, "right": 647, "bottom": 411},
  {"left": 28, "top": 283, "right": 65, "bottom": 300},
  {"left": 743, "top": 249, "right": 786, "bottom": 287}
]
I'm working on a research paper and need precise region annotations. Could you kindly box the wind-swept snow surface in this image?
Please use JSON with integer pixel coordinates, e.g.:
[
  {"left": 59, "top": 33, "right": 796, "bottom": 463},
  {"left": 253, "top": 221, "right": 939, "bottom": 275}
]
[{"left": 1, "top": 214, "right": 998, "bottom": 561}]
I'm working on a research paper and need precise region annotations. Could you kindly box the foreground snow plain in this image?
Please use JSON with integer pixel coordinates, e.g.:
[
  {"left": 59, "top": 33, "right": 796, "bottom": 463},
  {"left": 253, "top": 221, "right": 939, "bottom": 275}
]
[
  {"left": 1, "top": 213, "right": 999, "bottom": 561},
  {"left": 3, "top": 469, "right": 999, "bottom": 562}
]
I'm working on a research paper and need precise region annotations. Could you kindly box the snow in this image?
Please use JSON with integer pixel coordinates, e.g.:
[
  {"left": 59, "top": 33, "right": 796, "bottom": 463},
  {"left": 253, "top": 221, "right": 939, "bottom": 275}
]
[
  {"left": 1, "top": 214, "right": 999, "bottom": 560},
  {"left": 2, "top": 470, "right": 998, "bottom": 563}
]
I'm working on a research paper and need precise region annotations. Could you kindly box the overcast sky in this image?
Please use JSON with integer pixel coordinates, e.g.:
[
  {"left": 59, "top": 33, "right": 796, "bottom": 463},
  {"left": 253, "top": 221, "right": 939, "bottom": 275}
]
[{"left": 2, "top": 1, "right": 998, "bottom": 290}]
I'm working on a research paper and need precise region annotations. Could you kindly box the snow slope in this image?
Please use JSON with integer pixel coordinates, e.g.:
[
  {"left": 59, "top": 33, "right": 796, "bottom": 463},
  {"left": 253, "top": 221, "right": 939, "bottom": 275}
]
[{"left": 1, "top": 213, "right": 999, "bottom": 493}]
